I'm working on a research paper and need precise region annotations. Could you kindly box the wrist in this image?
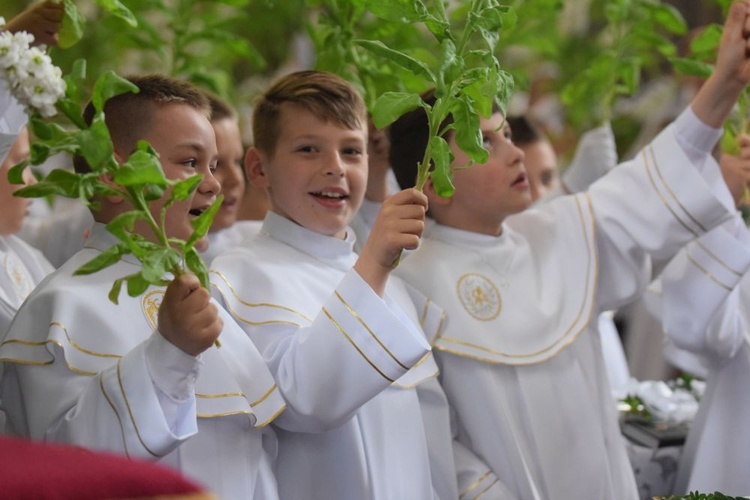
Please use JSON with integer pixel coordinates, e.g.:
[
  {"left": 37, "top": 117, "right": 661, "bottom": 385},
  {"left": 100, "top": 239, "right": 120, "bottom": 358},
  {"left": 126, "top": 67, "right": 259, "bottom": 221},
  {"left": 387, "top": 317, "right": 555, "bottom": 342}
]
[{"left": 353, "top": 254, "right": 390, "bottom": 297}]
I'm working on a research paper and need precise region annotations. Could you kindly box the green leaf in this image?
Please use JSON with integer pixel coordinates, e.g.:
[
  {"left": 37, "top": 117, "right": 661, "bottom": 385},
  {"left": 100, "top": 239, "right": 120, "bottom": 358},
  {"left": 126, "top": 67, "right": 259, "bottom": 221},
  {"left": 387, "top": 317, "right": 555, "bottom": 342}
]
[
  {"left": 452, "top": 97, "right": 488, "bottom": 165},
  {"left": 170, "top": 175, "right": 203, "bottom": 202},
  {"left": 356, "top": 40, "right": 436, "bottom": 83},
  {"left": 126, "top": 273, "right": 150, "bottom": 297},
  {"left": 106, "top": 210, "right": 146, "bottom": 242},
  {"left": 185, "top": 246, "right": 210, "bottom": 290},
  {"left": 7, "top": 160, "right": 29, "bottom": 185},
  {"left": 690, "top": 24, "right": 722, "bottom": 57},
  {"left": 141, "top": 248, "right": 181, "bottom": 283},
  {"left": 430, "top": 136, "right": 454, "bottom": 198},
  {"left": 56, "top": 98, "right": 87, "bottom": 130},
  {"left": 93, "top": 0, "right": 138, "bottom": 27},
  {"left": 14, "top": 169, "right": 81, "bottom": 199},
  {"left": 92, "top": 71, "right": 139, "bottom": 114},
  {"left": 371, "top": 92, "right": 425, "bottom": 129},
  {"left": 364, "top": 0, "right": 429, "bottom": 23},
  {"left": 74, "top": 244, "right": 129, "bottom": 275},
  {"left": 648, "top": 3, "right": 687, "bottom": 35},
  {"left": 77, "top": 115, "right": 113, "bottom": 171},
  {"left": 58, "top": 0, "right": 85, "bottom": 49},
  {"left": 186, "top": 195, "right": 224, "bottom": 248},
  {"left": 108, "top": 277, "right": 125, "bottom": 304},
  {"left": 114, "top": 149, "right": 167, "bottom": 187},
  {"left": 670, "top": 57, "right": 714, "bottom": 78},
  {"left": 144, "top": 184, "right": 166, "bottom": 201}
]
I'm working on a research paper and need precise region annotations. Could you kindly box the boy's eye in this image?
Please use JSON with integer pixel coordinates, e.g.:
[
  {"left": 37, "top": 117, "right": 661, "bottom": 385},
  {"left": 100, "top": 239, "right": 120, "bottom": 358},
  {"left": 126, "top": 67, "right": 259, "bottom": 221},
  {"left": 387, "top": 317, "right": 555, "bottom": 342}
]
[
  {"left": 342, "top": 147, "right": 362, "bottom": 156},
  {"left": 209, "top": 162, "right": 218, "bottom": 174},
  {"left": 182, "top": 159, "right": 198, "bottom": 169},
  {"left": 297, "top": 145, "right": 316, "bottom": 153},
  {"left": 482, "top": 135, "right": 492, "bottom": 149},
  {"left": 504, "top": 129, "right": 513, "bottom": 142}
]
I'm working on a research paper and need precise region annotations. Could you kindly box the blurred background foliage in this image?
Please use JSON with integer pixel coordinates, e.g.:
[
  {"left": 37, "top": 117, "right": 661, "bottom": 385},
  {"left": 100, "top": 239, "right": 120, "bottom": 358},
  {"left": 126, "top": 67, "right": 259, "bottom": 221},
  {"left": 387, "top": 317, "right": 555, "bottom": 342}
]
[{"left": 2, "top": 0, "right": 728, "bottom": 159}]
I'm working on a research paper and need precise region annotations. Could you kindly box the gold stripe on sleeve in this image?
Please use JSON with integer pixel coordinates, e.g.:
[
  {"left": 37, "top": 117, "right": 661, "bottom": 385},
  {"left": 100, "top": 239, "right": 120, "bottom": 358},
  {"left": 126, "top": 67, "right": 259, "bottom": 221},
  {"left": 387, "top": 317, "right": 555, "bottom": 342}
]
[
  {"left": 116, "top": 359, "right": 163, "bottom": 458},
  {"left": 459, "top": 470, "right": 491, "bottom": 499},
  {"left": 210, "top": 270, "right": 312, "bottom": 322},
  {"left": 686, "top": 252, "right": 733, "bottom": 291},
  {"left": 644, "top": 145, "right": 704, "bottom": 237},
  {"left": 322, "top": 307, "right": 394, "bottom": 383},
  {"left": 334, "top": 291, "right": 408, "bottom": 370},
  {"left": 694, "top": 239, "right": 745, "bottom": 277},
  {"left": 99, "top": 371, "right": 130, "bottom": 458},
  {"left": 472, "top": 478, "right": 500, "bottom": 499}
]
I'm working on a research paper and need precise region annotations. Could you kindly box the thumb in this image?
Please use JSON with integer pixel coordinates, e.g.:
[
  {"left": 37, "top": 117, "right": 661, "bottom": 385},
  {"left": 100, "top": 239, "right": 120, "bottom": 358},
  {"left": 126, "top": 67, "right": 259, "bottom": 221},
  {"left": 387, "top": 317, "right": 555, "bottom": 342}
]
[{"left": 171, "top": 273, "right": 201, "bottom": 300}]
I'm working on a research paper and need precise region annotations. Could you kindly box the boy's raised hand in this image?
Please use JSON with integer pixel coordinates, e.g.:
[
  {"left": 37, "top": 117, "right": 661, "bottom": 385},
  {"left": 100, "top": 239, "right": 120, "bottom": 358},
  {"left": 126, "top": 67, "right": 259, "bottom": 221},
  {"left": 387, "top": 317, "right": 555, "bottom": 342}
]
[
  {"left": 158, "top": 273, "right": 223, "bottom": 356},
  {"left": 693, "top": 0, "right": 750, "bottom": 128},
  {"left": 4, "top": 0, "right": 64, "bottom": 47},
  {"left": 354, "top": 188, "right": 428, "bottom": 296}
]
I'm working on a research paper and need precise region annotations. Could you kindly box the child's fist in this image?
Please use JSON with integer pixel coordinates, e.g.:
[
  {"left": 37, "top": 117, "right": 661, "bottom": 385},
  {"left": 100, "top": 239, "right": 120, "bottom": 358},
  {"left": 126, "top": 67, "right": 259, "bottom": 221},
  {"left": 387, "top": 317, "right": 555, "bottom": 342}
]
[
  {"left": 158, "top": 273, "right": 223, "bottom": 356},
  {"left": 367, "top": 188, "right": 428, "bottom": 266},
  {"left": 5, "top": 1, "right": 64, "bottom": 47}
]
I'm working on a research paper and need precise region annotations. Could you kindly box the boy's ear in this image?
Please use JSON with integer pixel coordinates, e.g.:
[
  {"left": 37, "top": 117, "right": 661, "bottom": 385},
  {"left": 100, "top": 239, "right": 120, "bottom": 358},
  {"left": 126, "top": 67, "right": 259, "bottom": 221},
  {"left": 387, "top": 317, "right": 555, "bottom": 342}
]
[
  {"left": 424, "top": 177, "right": 452, "bottom": 207},
  {"left": 245, "top": 147, "right": 269, "bottom": 189}
]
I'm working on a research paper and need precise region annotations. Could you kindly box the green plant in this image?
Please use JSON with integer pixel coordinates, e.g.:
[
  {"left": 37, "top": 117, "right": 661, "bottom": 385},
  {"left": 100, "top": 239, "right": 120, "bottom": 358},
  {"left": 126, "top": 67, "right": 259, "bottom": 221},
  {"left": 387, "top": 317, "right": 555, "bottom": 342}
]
[
  {"left": 360, "top": 0, "right": 516, "bottom": 198},
  {"left": 559, "top": 0, "right": 687, "bottom": 132},
  {"left": 9, "top": 65, "right": 221, "bottom": 303}
]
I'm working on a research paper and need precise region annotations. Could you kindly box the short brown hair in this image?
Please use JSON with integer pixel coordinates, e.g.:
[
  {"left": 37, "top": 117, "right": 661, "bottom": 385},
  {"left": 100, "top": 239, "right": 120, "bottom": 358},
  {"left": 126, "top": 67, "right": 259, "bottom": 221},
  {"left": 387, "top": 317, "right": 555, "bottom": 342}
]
[
  {"left": 74, "top": 74, "right": 210, "bottom": 173},
  {"left": 203, "top": 89, "right": 236, "bottom": 123},
  {"left": 252, "top": 70, "right": 367, "bottom": 154}
]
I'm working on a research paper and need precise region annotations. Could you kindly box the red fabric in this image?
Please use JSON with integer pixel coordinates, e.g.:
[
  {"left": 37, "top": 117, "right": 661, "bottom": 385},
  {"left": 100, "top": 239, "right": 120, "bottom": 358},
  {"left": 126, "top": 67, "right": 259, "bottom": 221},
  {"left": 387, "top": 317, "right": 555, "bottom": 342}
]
[{"left": 0, "top": 436, "right": 206, "bottom": 499}]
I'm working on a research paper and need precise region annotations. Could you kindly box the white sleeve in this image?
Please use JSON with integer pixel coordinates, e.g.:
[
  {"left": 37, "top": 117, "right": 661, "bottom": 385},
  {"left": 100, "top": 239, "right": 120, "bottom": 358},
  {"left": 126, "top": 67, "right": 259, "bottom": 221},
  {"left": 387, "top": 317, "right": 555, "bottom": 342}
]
[
  {"left": 13, "top": 334, "right": 199, "bottom": 460},
  {"left": 211, "top": 266, "right": 430, "bottom": 433},
  {"left": 588, "top": 106, "right": 736, "bottom": 310},
  {"left": 561, "top": 122, "right": 618, "bottom": 194},
  {"left": 0, "top": 80, "right": 27, "bottom": 165},
  {"left": 658, "top": 215, "right": 750, "bottom": 364}
]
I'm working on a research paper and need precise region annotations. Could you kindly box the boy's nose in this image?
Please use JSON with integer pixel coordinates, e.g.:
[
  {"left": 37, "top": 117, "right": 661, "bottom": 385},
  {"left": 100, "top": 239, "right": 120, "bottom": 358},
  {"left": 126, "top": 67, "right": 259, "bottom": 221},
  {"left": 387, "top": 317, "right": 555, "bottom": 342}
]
[
  {"left": 200, "top": 170, "right": 222, "bottom": 196},
  {"left": 323, "top": 153, "right": 345, "bottom": 177}
]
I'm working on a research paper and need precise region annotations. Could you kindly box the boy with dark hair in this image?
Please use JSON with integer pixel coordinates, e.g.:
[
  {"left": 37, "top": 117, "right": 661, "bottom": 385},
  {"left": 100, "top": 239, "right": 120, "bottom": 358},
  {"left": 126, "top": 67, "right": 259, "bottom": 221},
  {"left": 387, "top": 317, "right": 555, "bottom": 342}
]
[
  {"left": 211, "top": 69, "right": 499, "bottom": 500},
  {"left": 388, "top": 3, "right": 750, "bottom": 499},
  {"left": 0, "top": 74, "right": 286, "bottom": 499}
]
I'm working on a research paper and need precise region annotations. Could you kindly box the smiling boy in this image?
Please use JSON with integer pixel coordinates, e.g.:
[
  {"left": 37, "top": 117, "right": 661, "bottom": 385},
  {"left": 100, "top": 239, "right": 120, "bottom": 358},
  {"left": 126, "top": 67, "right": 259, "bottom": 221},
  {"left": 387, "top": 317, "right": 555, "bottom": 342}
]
[
  {"left": 210, "top": 70, "right": 493, "bottom": 500},
  {"left": 0, "top": 74, "right": 286, "bottom": 499}
]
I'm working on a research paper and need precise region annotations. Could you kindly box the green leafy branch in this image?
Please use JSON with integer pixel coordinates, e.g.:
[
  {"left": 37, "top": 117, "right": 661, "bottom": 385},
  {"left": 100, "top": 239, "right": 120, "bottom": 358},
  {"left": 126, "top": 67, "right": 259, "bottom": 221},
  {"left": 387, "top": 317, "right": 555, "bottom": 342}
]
[
  {"left": 559, "top": 0, "right": 687, "bottom": 132},
  {"left": 656, "top": 492, "right": 748, "bottom": 500},
  {"left": 9, "top": 63, "right": 221, "bottom": 305},
  {"left": 358, "top": 0, "right": 515, "bottom": 198}
]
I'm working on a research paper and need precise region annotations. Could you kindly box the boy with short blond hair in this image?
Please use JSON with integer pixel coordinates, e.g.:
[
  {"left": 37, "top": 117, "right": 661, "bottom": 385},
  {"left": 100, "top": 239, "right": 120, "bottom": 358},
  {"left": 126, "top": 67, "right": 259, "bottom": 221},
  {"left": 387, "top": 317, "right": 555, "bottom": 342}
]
[
  {"left": 0, "top": 74, "right": 286, "bottom": 499},
  {"left": 388, "top": 3, "right": 750, "bottom": 499},
  {"left": 211, "top": 69, "right": 497, "bottom": 500}
]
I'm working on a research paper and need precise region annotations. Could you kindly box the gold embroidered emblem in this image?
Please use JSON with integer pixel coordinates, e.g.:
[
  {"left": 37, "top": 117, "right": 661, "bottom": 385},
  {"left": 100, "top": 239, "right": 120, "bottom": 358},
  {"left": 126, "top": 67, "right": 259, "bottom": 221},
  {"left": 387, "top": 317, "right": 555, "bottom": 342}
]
[
  {"left": 5, "top": 252, "right": 33, "bottom": 301},
  {"left": 141, "top": 289, "right": 165, "bottom": 330},
  {"left": 457, "top": 273, "right": 501, "bottom": 321}
]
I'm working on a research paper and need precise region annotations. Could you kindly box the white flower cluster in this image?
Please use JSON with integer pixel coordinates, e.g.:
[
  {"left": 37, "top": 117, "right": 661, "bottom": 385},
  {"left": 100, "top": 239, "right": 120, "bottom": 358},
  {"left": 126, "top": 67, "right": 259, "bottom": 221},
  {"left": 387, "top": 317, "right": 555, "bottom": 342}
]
[{"left": 0, "top": 17, "right": 65, "bottom": 118}]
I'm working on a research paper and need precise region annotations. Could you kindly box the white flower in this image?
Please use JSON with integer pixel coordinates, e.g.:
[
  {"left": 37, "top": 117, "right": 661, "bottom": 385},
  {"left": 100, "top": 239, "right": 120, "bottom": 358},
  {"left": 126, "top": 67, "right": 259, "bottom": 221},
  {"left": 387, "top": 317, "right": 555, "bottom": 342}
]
[{"left": 0, "top": 28, "right": 65, "bottom": 117}]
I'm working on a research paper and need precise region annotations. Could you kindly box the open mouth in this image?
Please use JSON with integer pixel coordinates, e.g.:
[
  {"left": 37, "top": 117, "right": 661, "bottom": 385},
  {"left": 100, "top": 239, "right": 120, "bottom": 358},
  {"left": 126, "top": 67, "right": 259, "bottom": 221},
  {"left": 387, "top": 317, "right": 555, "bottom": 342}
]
[
  {"left": 511, "top": 173, "right": 528, "bottom": 187},
  {"left": 311, "top": 190, "right": 349, "bottom": 200},
  {"left": 189, "top": 208, "right": 206, "bottom": 217}
]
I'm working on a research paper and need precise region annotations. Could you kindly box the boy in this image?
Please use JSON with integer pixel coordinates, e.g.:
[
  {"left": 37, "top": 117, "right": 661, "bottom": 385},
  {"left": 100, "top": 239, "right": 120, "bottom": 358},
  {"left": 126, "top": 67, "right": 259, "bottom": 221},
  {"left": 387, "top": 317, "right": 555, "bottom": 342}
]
[
  {"left": 201, "top": 91, "right": 248, "bottom": 264},
  {"left": 646, "top": 133, "right": 750, "bottom": 496},
  {"left": 387, "top": 3, "right": 750, "bottom": 499},
  {"left": 211, "top": 70, "right": 501, "bottom": 500},
  {"left": 0, "top": 74, "right": 286, "bottom": 499}
]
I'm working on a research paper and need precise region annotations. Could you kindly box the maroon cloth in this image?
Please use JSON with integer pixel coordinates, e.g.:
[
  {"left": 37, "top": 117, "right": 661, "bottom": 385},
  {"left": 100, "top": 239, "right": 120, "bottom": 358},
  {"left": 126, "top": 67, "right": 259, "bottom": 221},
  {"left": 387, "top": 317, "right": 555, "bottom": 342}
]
[{"left": 0, "top": 435, "right": 207, "bottom": 499}]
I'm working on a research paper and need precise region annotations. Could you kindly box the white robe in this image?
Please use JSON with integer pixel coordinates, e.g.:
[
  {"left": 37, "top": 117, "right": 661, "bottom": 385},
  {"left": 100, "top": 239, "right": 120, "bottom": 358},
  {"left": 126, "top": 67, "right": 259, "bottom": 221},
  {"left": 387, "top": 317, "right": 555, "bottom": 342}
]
[
  {"left": 211, "top": 211, "right": 493, "bottom": 500},
  {"left": 395, "top": 108, "right": 736, "bottom": 499},
  {"left": 202, "top": 219, "right": 262, "bottom": 265},
  {"left": 0, "top": 235, "right": 53, "bottom": 336},
  {"left": 0, "top": 80, "right": 26, "bottom": 165},
  {"left": 0, "top": 223, "right": 286, "bottom": 499},
  {"left": 652, "top": 214, "right": 750, "bottom": 495}
]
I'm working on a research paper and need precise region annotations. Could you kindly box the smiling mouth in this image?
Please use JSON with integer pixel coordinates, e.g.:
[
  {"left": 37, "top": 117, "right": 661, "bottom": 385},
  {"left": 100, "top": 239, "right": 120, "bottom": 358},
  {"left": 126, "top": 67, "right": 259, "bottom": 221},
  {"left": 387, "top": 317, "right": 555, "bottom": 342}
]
[
  {"left": 189, "top": 208, "right": 206, "bottom": 217},
  {"left": 311, "top": 190, "right": 349, "bottom": 200}
]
